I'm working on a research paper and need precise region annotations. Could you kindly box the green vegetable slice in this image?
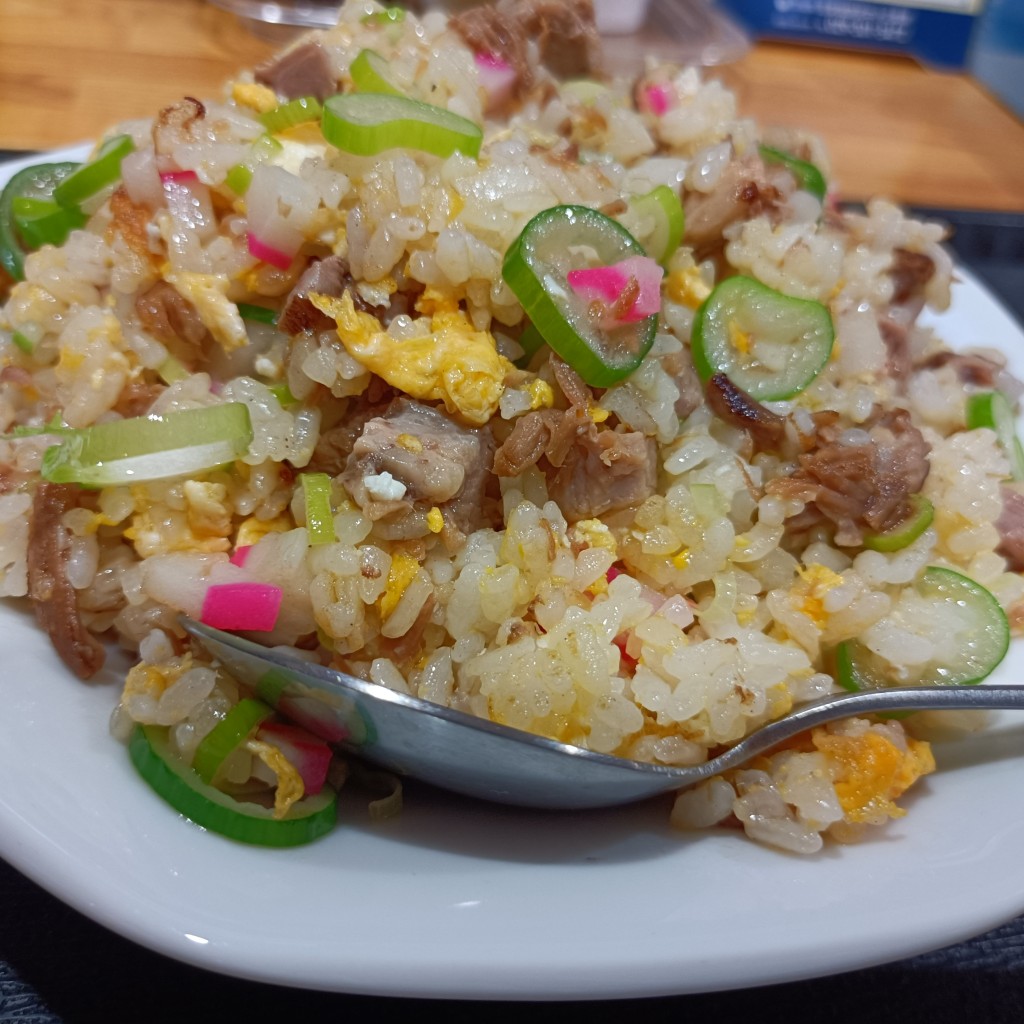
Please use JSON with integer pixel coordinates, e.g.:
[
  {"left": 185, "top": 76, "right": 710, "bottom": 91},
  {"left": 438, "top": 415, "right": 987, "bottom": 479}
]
[
  {"left": 322, "top": 93, "right": 482, "bottom": 159},
  {"left": 0, "top": 161, "right": 81, "bottom": 280},
  {"left": 862, "top": 494, "right": 934, "bottom": 552},
  {"left": 260, "top": 96, "right": 323, "bottom": 134},
  {"left": 130, "top": 724, "right": 337, "bottom": 847},
  {"left": 10, "top": 330, "right": 34, "bottom": 354},
  {"left": 237, "top": 301, "right": 279, "bottom": 325},
  {"left": 192, "top": 698, "right": 274, "bottom": 784},
  {"left": 965, "top": 390, "right": 1024, "bottom": 481},
  {"left": 39, "top": 402, "right": 253, "bottom": 488},
  {"left": 11, "top": 197, "right": 88, "bottom": 249},
  {"left": 225, "top": 134, "right": 283, "bottom": 195},
  {"left": 361, "top": 6, "right": 405, "bottom": 24},
  {"left": 617, "top": 185, "right": 685, "bottom": 266},
  {"left": 759, "top": 144, "right": 827, "bottom": 202},
  {"left": 692, "top": 275, "right": 834, "bottom": 401},
  {"left": 300, "top": 472, "right": 336, "bottom": 545},
  {"left": 502, "top": 204, "right": 658, "bottom": 388},
  {"left": 835, "top": 566, "right": 1010, "bottom": 692},
  {"left": 350, "top": 49, "right": 403, "bottom": 96},
  {"left": 52, "top": 134, "right": 135, "bottom": 208}
]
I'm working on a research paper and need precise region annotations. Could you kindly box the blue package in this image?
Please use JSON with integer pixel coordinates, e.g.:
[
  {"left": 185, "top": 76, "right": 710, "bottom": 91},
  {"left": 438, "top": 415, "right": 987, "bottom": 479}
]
[{"left": 716, "top": 0, "right": 985, "bottom": 69}]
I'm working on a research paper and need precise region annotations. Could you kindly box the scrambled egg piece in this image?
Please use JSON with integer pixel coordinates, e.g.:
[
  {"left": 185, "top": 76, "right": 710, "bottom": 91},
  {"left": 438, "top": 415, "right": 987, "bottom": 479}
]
[
  {"left": 245, "top": 738, "right": 305, "bottom": 818},
  {"left": 124, "top": 485, "right": 232, "bottom": 557},
  {"left": 666, "top": 266, "right": 712, "bottom": 309},
  {"left": 426, "top": 506, "right": 445, "bottom": 534},
  {"left": 309, "top": 291, "right": 512, "bottom": 425},
  {"left": 793, "top": 563, "right": 846, "bottom": 627},
  {"left": 231, "top": 81, "right": 278, "bottom": 113},
  {"left": 235, "top": 514, "right": 293, "bottom": 549},
  {"left": 379, "top": 551, "right": 420, "bottom": 620},
  {"left": 813, "top": 725, "right": 936, "bottom": 824},
  {"left": 122, "top": 654, "right": 193, "bottom": 708},
  {"left": 572, "top": 519, "right": 618, "bottom": 558},
  {"left": 165, "top": 272, "right": 248, "bottom": 352},
  {"left": 526, "top": 379, "right": 554, "bottom": 410}
]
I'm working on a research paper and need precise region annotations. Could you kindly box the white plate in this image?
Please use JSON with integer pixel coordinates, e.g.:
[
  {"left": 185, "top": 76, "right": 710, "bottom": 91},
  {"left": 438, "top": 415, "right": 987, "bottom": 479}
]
[{"left": 2, "top": 149, "right": 1024, "bottom": 1000}]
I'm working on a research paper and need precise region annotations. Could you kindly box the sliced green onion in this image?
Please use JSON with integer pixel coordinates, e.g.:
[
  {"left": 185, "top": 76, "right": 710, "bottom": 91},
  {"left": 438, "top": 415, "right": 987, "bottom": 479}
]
[
  {"left": 965, "top": 390, "right": 1024, "bottom": 481},
  {"left": 225, "top": 134, "right": 283, "bottom": 196},
  {"left": 130, "top": 724, "right": 337, "bottom": 847},
  {"left": 237, "top": 302, "right": 279, "bottom": 325},
  {"left": 835, "top": 566, "right": 1009, "bottom": 692},
  {"left": 267, "top": 381, "right": 297, "bottom": 407},
  {"left": 301, "top": 472, "right": 336, "bottom": 545},
  {"left": 0, "top": 161, "right": 81, "bottom": 280},
  {"left": 260, "top": 96, "right": 323, "bottom": 134},
  {"left": 862, "top": 494, "right": 934, "bottom": 552},
  {"left": 40, "top": 402, "right": 253, "bottom": 488},
  {"left": 157, "top": 355, "right": 190, "bottom": 384},
  {"left": 192, "top": 698, "right": 274, "bottom": 784},
  {"left": 759, "top": 144, "right": 827, "bottom": 202},
  {"left": 514, "top": 323, "right": 548, "bottom": 368},
  {"left": 502, "top": 204, "right": 658, "bottom": 388},
  {"left": 10, "top": 330, "right": 34, "bottom": 354},
  {"left": 350, "top": 49, "right": 404, "bottom": 96},
  {"left": 53, "top": 134, "right": 135, "bottom": 208},
  {"left": 322, "top": 93, "right": 482, "bottom": 159},
  {"left": 692, "top": 275, "right": 834, "bottom": 401},
  {"left": 617, "top": 185, "right": 685, "bottom": 266},
  {"left": 361, "top": 6, "right": 405, "bottom": 25},
  {"left": 11, "top": 197, "right": 88, "bottom": 249}
]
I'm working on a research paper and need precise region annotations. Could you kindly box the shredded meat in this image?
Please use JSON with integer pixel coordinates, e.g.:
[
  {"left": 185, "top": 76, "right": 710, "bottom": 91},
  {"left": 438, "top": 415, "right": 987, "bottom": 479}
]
[
  {"left": 135, "top": 280, "right": 209, "bottom": 363},
  {"left": 255, "top": 41, "right": 336, "bottom": 102},
  {"left": 342, "top": 399, "right": 495, "bottom": 545},
  {"left": 493, "top": 357, "right": 657, "bottom": 520},
  {"left": 705, "top": 372, "right": 786, "bottom": 452},
  {"left": 888, "top": 248, "right": 935, "bottom": 305},
  {"left": 767, "top": 407, "right": 931, "bottom": 546},
  {"left": 27, "top": 483, "right": 105, "bottom": 679},
  {"left": 451, "top": 0, "right": 601, "bottom": 99},
  {"left": 114, "top": 378, "right": 165, "bottom": 418},
  {"left": 278, "top": 256, "right": 352, "bottom": 335},
  {"left": 996, "top": 487, "right": 1024, "bottom": 573},
  {"left": 683, "top": 155, "right": 783, "bottom": 261},
  {"left": 878, "top": 316, "right": 913, "bottom": 385}
]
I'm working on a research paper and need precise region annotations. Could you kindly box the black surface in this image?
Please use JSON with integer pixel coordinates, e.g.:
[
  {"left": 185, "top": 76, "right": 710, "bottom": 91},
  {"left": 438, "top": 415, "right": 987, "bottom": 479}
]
[{"left": 1, "top": 152, "right": 1023, "bottom": 1022}]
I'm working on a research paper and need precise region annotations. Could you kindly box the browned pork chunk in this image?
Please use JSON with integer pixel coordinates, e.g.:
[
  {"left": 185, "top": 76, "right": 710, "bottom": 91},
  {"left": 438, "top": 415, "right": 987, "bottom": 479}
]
[
  {"left": 341, "top": 399, "right": 495, "bottom": 545},
  {"left": 768, "top": 408, "right": 931, "bottom": 546},
  {"left": 705, "top": 372, "right": 787, "bottom": 452},
  {"left": 255, "top": 41, "right": 336, "bottom": 102},
  {"left": 996, "top": 487, "right": 1024, "bottom": 573},
  {"left": 451, "top": 0, "right": 601, "bottom": 99},
  {"left": 27, "top": 483, "right": 105, "bottom": 680},
  {"left": 493, "top": 357, "right": 658, "bottom": 520}
]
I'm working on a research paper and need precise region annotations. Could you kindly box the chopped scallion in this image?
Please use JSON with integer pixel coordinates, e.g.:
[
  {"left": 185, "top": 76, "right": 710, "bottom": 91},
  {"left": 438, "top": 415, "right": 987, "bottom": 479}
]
[
  {"left": 300, "top": 472, "right": 336, "bottom": 545},
  {"left": 350, "top": 49, "right": 404, "bottom": 96},
  {"left": 11, "top": 197, "right": 87, "bottom": 249},
  {"left": 260, "top": 96, "right": 323, "bottom": 134},
  {"left": 53, "top": 134, "right": 135, "bottom": 208},
  {"left": 39, "top": 403, "right": 253, "bottom": 487}
]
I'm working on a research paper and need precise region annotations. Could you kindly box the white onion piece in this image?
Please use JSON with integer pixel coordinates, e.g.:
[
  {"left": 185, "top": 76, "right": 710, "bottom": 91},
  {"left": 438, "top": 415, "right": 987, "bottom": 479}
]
[
  {"left": 162, "top": 174, "right": 217, "bottom": 243},
  {"left": 246, "top": 164, "right": 319, "bottom": 257},
  {"left": 121, "top": 148, "right": 164, "bottom": 209}
]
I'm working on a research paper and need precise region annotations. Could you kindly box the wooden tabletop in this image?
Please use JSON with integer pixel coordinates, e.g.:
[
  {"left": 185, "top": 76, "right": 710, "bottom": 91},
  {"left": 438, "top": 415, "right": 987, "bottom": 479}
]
[{"left": 1, "top": 0, "right": 1023, "bottom": 210}]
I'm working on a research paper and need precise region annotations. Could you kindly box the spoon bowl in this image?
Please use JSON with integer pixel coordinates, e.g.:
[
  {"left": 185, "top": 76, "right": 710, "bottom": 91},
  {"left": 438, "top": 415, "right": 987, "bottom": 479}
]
[{"left": 183, "top": 618, "right": 1024, "bottom": 810}]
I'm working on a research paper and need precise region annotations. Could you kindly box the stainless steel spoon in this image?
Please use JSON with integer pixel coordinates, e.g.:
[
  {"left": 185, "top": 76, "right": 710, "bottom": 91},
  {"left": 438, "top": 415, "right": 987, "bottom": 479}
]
[{"left": 182, "top": 617, "right": 1024, "bottom": 811}]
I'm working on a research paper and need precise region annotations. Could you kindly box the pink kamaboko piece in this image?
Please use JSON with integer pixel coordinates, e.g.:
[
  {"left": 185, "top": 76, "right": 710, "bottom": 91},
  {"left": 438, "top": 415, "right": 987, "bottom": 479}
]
[
  {"left": 566, "top": 256, "right": 664, "bottom": 324},
  {"left": 247, "top": 231, "right": 294, "bottom": 270},
  {"left": 200, "top": 582, "right": 283, "bottom": 632}
]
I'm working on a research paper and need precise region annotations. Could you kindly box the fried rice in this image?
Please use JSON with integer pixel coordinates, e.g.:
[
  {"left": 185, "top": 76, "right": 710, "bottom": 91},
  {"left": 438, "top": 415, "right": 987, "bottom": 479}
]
[{"left": 1, "top": 0, "right": 1022, "bottom": 854}]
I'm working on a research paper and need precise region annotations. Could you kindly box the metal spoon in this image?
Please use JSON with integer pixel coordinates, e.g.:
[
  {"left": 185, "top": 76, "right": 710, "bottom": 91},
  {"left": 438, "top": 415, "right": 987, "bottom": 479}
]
[{"left": 182, "top": 617, "right": 1024, "bottom": 811}]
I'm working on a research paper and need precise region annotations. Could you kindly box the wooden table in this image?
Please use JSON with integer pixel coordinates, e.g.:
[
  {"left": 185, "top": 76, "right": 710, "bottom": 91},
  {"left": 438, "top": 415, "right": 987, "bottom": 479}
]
[{"left": 1, "top": 0, "right": 1023, "bottom": 210}]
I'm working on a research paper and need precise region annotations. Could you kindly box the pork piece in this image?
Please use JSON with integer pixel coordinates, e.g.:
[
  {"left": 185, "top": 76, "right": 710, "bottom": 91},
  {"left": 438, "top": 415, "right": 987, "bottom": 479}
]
[
  {"left": 27, "top": 483, "right": 105, "bottom": 679},
  {"left": 493, "top": 357, "right": 657, "bottom": 520},
  {"left": 278, "top": 256, "right": 351, "bottom": 336},
  {"left": 888, "top": 247, "right": 935, "bottom": 305},
  {"left": 996, "top": 487, "right": 1024, "bottom": 572},
  {"left": 878, "top": 316, "right": 912, "bottom": 385},
  {"left": 768, "top": 408, "right": 931, "bottom": 546},
  {"left": 683, "top": 155, "right": 783, "bottom": 261},
  {"left": 135, "top": 280, "right": 209, "bottom": 360},
  {"left": 342, "top": 399, "right": 494, "bottom": 540},
  {"left": 254, "top": 41, "right": 336, "bottom": 102},
  {"left": 451, "top": 0, "right": 601, "bottom": 98},
  {"left": 705, "top": 372, "right": 786, "bottom": 452}
]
